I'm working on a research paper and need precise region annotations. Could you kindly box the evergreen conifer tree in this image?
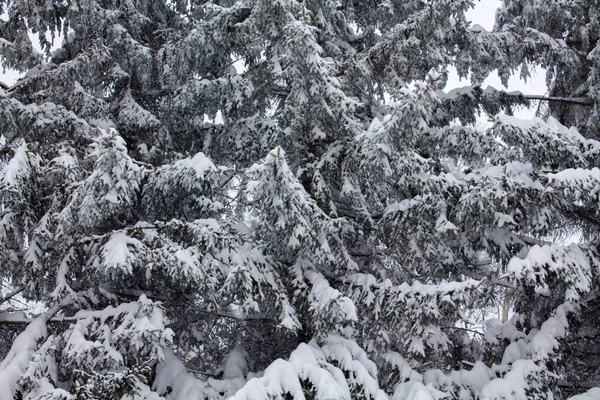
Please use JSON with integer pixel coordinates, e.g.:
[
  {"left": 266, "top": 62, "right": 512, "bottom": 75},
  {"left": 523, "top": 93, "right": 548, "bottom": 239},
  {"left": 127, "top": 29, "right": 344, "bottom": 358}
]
[{"left": 1, "top": 0, "right": 599, "bottom": 399}]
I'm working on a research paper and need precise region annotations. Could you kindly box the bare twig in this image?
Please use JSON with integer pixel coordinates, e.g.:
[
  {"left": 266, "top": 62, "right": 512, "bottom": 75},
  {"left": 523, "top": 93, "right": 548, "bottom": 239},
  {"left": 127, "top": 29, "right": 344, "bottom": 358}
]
[
  {"left": 441, "top": 326, "right": 485, "bottom": 336},
  {"left": 0, "top": 287, "right": 24, "bottom": 306}
]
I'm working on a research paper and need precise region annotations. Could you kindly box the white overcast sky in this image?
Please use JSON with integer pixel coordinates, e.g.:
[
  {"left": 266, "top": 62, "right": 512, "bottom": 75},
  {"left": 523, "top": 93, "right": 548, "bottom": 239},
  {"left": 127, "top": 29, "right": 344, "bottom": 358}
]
[{"left": 1, "top": 1, "right": 546, "bottom": 118}]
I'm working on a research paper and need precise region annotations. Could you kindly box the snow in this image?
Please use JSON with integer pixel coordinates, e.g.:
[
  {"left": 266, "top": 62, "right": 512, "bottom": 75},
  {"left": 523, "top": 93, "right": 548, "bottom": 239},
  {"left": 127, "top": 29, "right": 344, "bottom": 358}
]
[
  {"left": 0, "top": 311, "right": 30, "bottom": 323},
  {"left": 480, "top": 360, "right": 540, "bottom": 400},
  {"left": 173, "top": 248, "right": 203, "bottom": 279},
  {"left": 0, "top": 315, "right": 48, "bottom": 400},
  {"left": 154, "top": 350, "right": 249, "bottom": 400},
  {"left": 548, "top": 167, "right": 600, "bottom": 184},
  {"left": 0, "top": 141, "right": 34, "bottom": 188},
  {"left": 500, "top": 340, "right": 528, "bottom": 365},
  {"left": 507, "top": 244, "right": 593, "bottom": 301},
  {"left": 176, "top": 152, "right": 217, "bottom": 179},
  {"left": 122, "top": 381, "right": 166, "bottom": 400},
  {"left": 50, "top": 151, "right": 78, "bottom": 169},
  {"left": 570, "top": 388, "right": 600, "bottom": 400},
  {"left": 118, "top": 90, "right": 161, "bottom": 131},
  {"left": 153, "top": 349, "right": 190, "bottom": 396},
  {"left": 495, "top": 115, "right": 543, "bottom": 132},
  {"left": 101, "top": 231, "right": 145, "bottom": 275},
  {"left": 321, "top": 336, "right": 381, "bottom": 398},
  {"left": 494, "top": 212, "right": 516, "bottom": 228},
  {"left": 427, "top": 69, "right": 441, "bottom": 83},
  {"left": 305, "top": 270, "right": 358, "bottom": 322},
  {"left": 279, "top": 308, "right": 301, "bottom": 331},
  {"left": 530, "top": 304, "right": 570, "bottom": 361},
  {"left": 392, "top": 382, "right": 439, "bottom": 400},
  {"left": 227, "top": 336, "right": 390, "bottom": 400},
  {"left": 383, "top": 352, "right": 421, "bottom": 383},
  {"left": 483, "top": 318, "right": 524, "bottom": 343},
  {"left": 547, "top": 168, "right": 600, "bottom": 202},
  {"left": 223, "top": 347, "right": 248, "bottom": 380},
  {"left": 451, "top": 362, "right": 495, "bottom": 397},
  {"left": 435, "top": 214, "right": 458, "bottom": 233},
  {"left": 291, "top": 343, "right": 351, "bottom": 400},
  {"left": 469, "top": 23, "right": 487, "bottom": 32},
  {"left": 232, "top": 342, "right": 346, "bottom": 400}
]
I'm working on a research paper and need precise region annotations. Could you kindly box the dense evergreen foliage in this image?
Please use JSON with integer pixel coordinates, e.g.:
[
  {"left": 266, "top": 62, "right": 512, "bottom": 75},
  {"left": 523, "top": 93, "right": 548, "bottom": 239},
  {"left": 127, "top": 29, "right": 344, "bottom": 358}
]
[{"left": 1, "top": 0, "right": 599, "bottom": 399}]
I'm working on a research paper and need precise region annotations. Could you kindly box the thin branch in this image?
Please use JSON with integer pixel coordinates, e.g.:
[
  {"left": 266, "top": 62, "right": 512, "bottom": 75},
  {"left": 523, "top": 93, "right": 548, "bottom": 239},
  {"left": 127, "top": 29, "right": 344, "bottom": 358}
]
[
  {"left": 214, "top": 310, "right": 271, "bottom": 321},
  {"left": 132, "top": 159, "right": 155, "bottom": 168},
  {"left": 0, "top": 296, "right": 73, "bottom": 327},
  {"left": 123, "top": 225, "right": 159, "bottom": 233},
  {"left": 219, "top": 173, "right": 236, "bottom": 189},
  {"left": 186, "top": 368, "right": 221, "bottom": 378},
  {"left": 0, "top": 287, "right": 24, "bottom": 306},
  {"left": 523, "top": 94, "right": 594, "bottom": 106},
  {"left": 441, "top": 326, "right": 485, "bottom": 336},
  {"left": 193, "top": 307, "right": 272, "bottom": 321},
  {"left": 487, "top": 278, "right": 516, "bottom": 289}
]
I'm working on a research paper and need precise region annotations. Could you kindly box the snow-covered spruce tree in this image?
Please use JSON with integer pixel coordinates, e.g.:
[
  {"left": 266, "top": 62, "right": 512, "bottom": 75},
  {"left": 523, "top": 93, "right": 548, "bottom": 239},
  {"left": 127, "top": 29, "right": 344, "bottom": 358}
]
[{"left": 1, "top": 0, "right": 599, "bottom": 399}]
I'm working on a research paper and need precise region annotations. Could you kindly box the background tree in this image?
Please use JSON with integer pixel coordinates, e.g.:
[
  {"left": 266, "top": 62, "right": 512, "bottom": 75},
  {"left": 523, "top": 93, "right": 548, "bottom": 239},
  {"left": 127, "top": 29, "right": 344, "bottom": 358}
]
[{"left": 0, "top": 0, "right": 599, "bottom": 399}]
